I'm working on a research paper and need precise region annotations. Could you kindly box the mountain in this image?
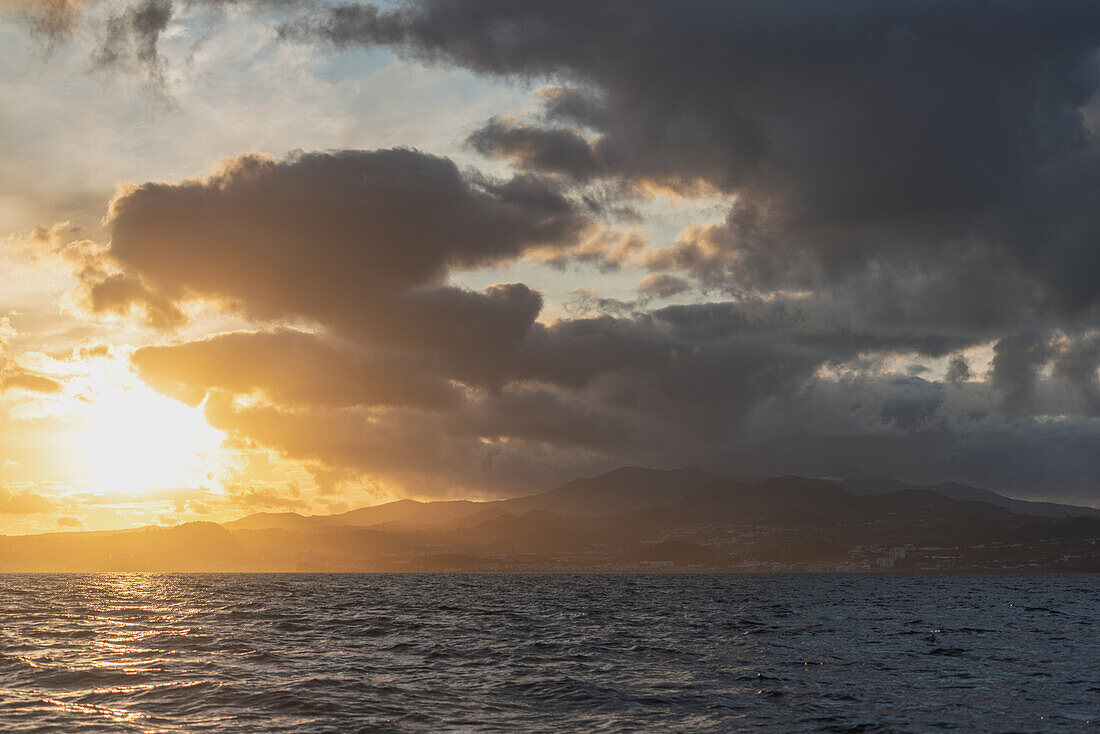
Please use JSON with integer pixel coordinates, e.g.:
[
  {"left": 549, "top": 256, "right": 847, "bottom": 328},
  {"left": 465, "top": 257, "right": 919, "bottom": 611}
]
[
  {"left": 497, "top": 465, "right": 720, "bottom": 517},
  {"left": 670, "top": 476, "right": 850, "bottom": 523},
  {"left": 842, "top": 478, "right": 1100, "bottom": 518},
  {"left": 3, "top": 467, "right": 1097, "bottom": 572},
  {"left": 1007, "top": 515, "right": 1100, "bottom": 543},
  {"left": 333, "top": 498, "right": 485, "bottom": 527},
  {"left": 0, "top": 522, "right": 250, "bottom": 572},
  {"left": 223, "top": 498, "right": 487, "bottom": 532},
  {"left": 226, "top": 466, "right": 719, "bottom": 532},
  {"left": 224, "top": 511, "right": 326, "bottom": 532}
]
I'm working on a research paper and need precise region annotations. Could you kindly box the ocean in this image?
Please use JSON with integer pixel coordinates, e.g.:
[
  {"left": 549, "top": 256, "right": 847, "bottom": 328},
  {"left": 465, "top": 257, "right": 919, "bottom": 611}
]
[{"left": 0, "top": 573, "right": 1096, "bottom": 732}]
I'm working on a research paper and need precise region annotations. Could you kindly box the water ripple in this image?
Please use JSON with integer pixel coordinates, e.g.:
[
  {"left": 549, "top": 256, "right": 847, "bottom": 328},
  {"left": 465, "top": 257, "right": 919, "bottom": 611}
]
[{"left": 0, "top": 573, "right": 1096, "bottom": 732}]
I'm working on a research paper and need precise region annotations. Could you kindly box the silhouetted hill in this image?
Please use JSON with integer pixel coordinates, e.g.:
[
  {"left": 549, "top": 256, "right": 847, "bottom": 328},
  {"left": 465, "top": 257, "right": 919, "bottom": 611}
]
[
  {"left": 671, "top": 477, "right": 850, "bottom": 523},
  {"left": 590, "top": 505, "right": 694, "bottom": 542},
  {"left": 498, "top": 466, "right": 719, "bottom": 517},
  {"left": 226, "top": 466, "right": 720, "bottom": 532},
  {"left": 841, "top": 477, "right": 915, "bottom": 495},
  {"left": 225, "top": 511, "right": 323, "bottom": 532},
  {"left": 753, "top": 539, "right": 850, "bottom": 564},
  {"left": 0, "top": 522, "right": 249, "bottom": 572},
  {"left": 846, "top": 489, "right": 1011, "bottom": 522},
  {"left": 2, "top": 467, "right": 1097, "bottom": 572},
  {"left": 842, "top": 478, "right": 1100, "bottom": 518},
  {"left": 334, "top": 498, "right": 485, "bottom": 527},
  {"left": 458, "top": 510, "right": 585, "bottom": 554},
  {"left": 1007, "top": 516, "right": 1100, "bottom": 542}
]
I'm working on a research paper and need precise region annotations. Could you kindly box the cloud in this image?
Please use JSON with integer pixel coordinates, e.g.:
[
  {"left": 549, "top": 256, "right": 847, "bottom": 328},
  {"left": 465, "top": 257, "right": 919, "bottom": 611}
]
[
  {"left": 945, "top": 354, "right": 972, "bottom": 387},
  {"left": 293, "top": 1, "right": 1100, "bottom": 320},
  {"left": 990, "top": 331, "right": 1055, "bottom": 416},
  {"left": 0, "top": 370, "right": 63, "bottom": 394},
  {"left": 94, "top": 0, "right": 174, "bottom": 84},
  {"left": 132, "top": 328, "right": 459, "bottom": 409},
  {"left": 0, "top": 486, "right": 55, "bottom": 514},
  {"left": 3, "top": 0, "right": 306, "bottom": 70},
  {"left": 0, "top": 0, "right": 85, "bottom": 43},
  {"left": 467, "top": 117, "right": 599, "bottom": 180},
  {"left": 0, "top": 317, "right": 64, "bottom": 394},
  {"left": 638, "top": 273, "right": 691, "bottom": 300},
  {"left": 110, "top": 197, "right": 1100, "bottom": 501},
  {"left": 1053, "top": 331, "right": 1100, "bottom": 413},
  {"left": 131, "top": 292, "right": 982, "bottom": 495},
  {"left": 101, "top": 150, "right": 1097, "bottom": 497},
  {"left": 101, "top": 149, "right": 585, "bottom": 335},
  {"left": 14, "top": 2, "right": 1099, "bottom": 502}
]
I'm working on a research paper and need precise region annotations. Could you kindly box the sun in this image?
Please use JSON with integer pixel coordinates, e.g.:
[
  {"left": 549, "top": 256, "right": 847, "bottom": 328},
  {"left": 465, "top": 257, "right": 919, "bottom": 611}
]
[{"left": 72, "top": 360, "right": 227, "bottom": 494}]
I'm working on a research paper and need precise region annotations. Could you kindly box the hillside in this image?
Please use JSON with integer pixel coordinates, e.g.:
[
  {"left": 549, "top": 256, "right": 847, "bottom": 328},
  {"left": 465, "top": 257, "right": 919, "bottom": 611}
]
[
  {"left": 842, "top": 478, "right": 1100, "bottom": 518},
  {"left": 1, "top": 467, "right": 1097, "bottom": 572}
]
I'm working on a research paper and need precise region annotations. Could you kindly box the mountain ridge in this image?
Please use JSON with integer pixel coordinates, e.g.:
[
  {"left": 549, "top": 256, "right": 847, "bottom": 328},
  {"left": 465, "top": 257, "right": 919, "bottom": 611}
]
[
  {"left": 225, "top": 467, "right": 1100, "bottom": 532},
  {"left": 3, "top": 466, "right": 1097, "bottom": 572}
]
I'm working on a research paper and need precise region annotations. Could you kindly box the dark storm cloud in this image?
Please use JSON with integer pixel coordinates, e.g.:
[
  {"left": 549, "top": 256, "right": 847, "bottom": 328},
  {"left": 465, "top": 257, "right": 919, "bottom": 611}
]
[
  {"left": 467, "top": 118, "right": 599, "bottom": 180},
  {"left": 989, "top": 331, "right": 1055, "bottom": 416},
  {"left": 106, "top": 149, "right": 583, "bottom": 306},
  {"left": 945, "top": 355, "right": 972, "bottom": 386},
  {"left": 1053, "top": 332, "right": 1100, "bottom": 413},
  {"left": 879, "top": 377, "right": 946, "bottom": 430},
  {"left": 102, "top": 144, "right": 1072, "bottom": 494},
  {"left": 131, "top": 289, "right": 992, "bottom": 496},
  {"left": 293, "top": 0, "right": 1100, "bottom": 318},
  {"left": 178, "top": 320, "right": 1100, "bottom": 501},
  {"left": 52, "top": 1, "right": 1100, "bottom": 501},
  {"left": 101, "top": 148, "right": 585, "bottom": 364}
]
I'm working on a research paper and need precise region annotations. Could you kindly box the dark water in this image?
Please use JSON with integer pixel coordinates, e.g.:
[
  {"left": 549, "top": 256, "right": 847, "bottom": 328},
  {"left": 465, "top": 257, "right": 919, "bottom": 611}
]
[{"left": 0, "top": 574, "right": 1096, "bottom": 732}]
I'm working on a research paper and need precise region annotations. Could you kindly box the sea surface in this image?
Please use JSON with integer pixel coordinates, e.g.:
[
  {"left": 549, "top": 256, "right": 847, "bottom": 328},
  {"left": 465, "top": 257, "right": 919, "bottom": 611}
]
[{"left": 0, "top": 574, "right": 1096, "bottom": 732}]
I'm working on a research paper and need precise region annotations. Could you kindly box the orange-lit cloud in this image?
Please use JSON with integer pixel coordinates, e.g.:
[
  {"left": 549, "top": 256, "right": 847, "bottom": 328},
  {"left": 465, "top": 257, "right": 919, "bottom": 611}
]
[
  {"left": 6, "top": 0, "right": 1100, "bottom": 510},
  {"left": 0, "top": 485, "right": 55, "bottom": 514},
  {"left": 132, "top": 328, "right": 459, "bottom": 410},
  {"left": 0, "top": 318, "right": 63, "bottom": 395},
  {"left": 0, "top": 0, "right": 84, "bottom": 40}
]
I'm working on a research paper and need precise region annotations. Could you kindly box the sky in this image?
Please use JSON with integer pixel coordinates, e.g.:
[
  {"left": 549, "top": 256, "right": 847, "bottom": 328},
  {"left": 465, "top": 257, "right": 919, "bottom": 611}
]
[{"left": 2, "top": 0, "right": 1100, "bottom": 533}]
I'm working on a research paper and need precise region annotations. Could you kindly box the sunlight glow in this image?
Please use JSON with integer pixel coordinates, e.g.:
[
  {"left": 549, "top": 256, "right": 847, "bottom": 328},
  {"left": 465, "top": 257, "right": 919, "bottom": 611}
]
[{"left": 71, "top": 360, "right": 227, "bottom": 493}]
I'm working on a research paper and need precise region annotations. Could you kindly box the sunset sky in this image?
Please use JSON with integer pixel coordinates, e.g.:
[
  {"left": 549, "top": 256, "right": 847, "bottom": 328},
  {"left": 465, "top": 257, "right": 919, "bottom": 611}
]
[{"left": 3, "top": 0, "right": 1100, "bottom": 533}]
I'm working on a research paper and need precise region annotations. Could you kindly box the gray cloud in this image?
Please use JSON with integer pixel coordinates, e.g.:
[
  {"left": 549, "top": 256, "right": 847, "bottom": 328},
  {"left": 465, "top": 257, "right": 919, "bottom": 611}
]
[
  {"left": 100, "top": 148, "right": 586, "bottom": 371},
  {"left": 292, "top": 1, "right": 1100, "bottom": 323},
  {"left": 1053, "top": 332, "right": 1100, "bottom": 413},
  {"left": 468, "top": 118, "right": 599, "bottom": 181},
  {"left": 1, "top": 0, "right": 85, "bottom": 42},
  {"left": 990, "top": 331, "right": 1055, "bottom": 416},
  {"left": 4, "top": 0, "right": 308, "bottom": 80},
  {"left": 94, "top": 0, "right": 173, "bottom": 83},
  {"left": 945, "top": 354, "right": 972, "bottom": 387},
  {"left": 22, "top": 1, "right": 1099, "bottom": 502},
  {"left": 637, "top": 273, "right": 691, "bottom": 300}
]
